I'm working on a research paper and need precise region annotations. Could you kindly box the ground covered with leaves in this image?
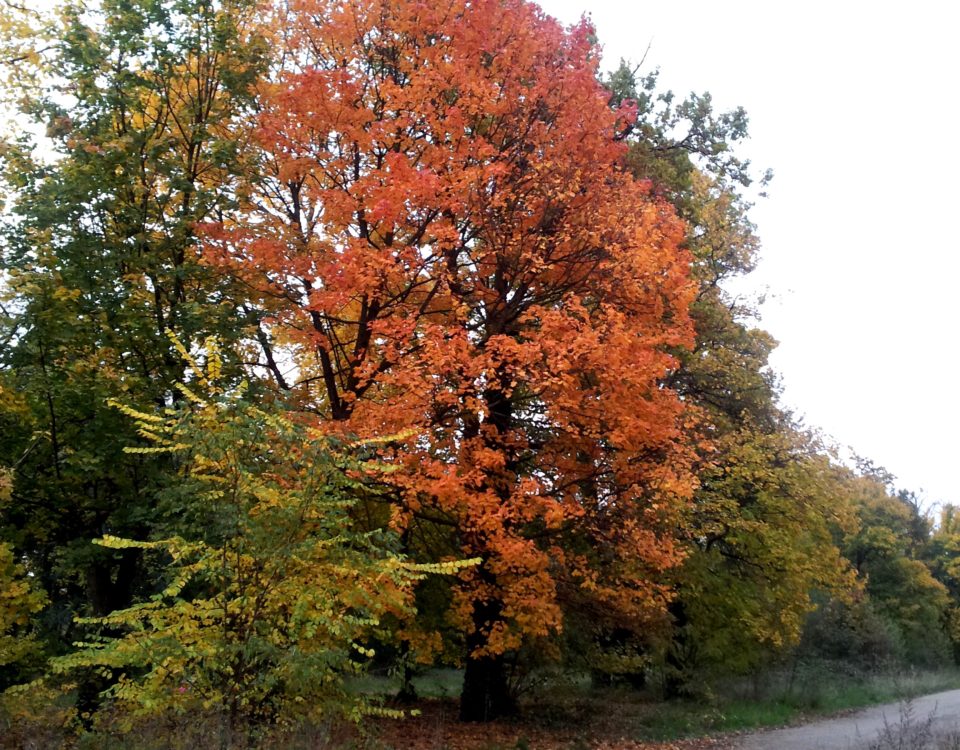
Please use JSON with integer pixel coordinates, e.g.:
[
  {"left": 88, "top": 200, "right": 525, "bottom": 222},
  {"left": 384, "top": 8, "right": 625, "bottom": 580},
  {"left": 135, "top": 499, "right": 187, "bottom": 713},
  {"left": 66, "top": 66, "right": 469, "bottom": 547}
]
[{"left": 371, "top": 702, "right": 737, "bottom": 750}]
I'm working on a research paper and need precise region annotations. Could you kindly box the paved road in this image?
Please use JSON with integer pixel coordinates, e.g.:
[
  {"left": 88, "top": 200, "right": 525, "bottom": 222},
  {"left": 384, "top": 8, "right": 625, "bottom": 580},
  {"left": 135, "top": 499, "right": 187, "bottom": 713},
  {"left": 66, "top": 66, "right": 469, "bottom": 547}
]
[{"left": 735, "top": 689, "right": 960, "bottom": 749}]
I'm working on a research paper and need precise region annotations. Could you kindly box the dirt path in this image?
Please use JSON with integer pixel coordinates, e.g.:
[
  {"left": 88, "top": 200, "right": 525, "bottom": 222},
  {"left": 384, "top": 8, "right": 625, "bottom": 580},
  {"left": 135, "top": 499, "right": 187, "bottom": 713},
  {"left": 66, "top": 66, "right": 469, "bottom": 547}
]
[{"left": 734, "top": 689, "right": 960, "bottom": 749}]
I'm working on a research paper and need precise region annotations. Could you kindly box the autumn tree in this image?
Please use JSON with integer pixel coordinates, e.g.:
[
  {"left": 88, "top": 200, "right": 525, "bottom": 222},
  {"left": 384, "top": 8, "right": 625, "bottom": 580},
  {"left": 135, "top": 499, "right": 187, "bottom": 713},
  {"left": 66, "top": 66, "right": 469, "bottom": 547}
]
[{"left": 204, "top": 0, "right": 696, "bottom": 720}]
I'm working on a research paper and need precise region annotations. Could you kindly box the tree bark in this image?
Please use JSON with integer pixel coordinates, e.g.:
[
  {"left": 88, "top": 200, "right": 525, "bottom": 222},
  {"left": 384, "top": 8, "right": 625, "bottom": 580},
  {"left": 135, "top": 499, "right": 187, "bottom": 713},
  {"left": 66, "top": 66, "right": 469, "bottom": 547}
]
[{"left": 459, "top": 596, "right": 516, "bottom": 721}]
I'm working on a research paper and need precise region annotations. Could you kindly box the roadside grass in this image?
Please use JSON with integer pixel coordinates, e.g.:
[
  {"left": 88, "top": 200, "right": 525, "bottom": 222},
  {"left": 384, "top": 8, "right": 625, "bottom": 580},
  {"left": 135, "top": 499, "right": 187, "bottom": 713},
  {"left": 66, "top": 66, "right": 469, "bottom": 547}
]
[
  {"left": 863, "top": 701, "right": 960, "bottom": 750},
  {"left": 614, "top": 664, "right": 960, "bottom": 741}
]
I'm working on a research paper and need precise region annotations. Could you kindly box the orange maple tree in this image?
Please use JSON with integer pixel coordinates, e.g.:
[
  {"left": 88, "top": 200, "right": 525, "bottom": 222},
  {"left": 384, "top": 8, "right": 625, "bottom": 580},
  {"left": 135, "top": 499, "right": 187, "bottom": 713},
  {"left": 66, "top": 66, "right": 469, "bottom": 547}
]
[{"left": 202, "top": 0, "right": 697, "bottom": 720}]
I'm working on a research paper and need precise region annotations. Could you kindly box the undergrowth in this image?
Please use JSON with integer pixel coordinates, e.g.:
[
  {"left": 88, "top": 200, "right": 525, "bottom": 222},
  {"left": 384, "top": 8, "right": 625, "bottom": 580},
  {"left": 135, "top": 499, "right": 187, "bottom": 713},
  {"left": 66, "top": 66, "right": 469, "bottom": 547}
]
[{"left": 521, "top": 662, "right": 960, "bottom": 741}]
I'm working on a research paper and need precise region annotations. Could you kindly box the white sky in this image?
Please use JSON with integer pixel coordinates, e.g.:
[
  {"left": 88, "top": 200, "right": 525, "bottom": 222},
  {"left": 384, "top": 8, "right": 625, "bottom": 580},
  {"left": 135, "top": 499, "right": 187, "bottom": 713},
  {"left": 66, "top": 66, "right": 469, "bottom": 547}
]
[{"left": 539, "top": 0, "right": 960, "bottom": 506}]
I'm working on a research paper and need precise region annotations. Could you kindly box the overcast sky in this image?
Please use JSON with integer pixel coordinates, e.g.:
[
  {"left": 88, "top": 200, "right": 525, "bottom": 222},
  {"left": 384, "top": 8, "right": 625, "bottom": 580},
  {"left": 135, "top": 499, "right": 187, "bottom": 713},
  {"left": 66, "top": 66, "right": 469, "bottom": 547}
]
[{"left": 539, "top": 0, "right": 960, "bottom": 506}]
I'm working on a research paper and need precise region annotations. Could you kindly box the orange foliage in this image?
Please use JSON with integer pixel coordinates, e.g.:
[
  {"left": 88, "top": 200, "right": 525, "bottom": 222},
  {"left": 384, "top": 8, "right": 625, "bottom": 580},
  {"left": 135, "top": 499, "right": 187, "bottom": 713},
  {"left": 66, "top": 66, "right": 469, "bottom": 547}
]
[{"left": 202, "top": 0, "right": 696, "bottom": 665}]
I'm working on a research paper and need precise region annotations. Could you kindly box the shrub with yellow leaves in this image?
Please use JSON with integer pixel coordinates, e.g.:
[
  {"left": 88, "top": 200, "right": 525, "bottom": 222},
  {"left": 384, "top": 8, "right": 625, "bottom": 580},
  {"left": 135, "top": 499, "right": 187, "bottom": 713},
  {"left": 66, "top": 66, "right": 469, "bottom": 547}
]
[{"left": 50, "top": 336, "right": 475, "bottom": 743}]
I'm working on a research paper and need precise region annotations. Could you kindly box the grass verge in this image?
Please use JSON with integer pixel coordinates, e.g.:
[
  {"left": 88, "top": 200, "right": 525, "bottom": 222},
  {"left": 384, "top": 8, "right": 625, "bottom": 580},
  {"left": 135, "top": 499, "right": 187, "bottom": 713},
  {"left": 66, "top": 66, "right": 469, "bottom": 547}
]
[{"left": 612, "top": 664, "right": 960, "bottom": 740}]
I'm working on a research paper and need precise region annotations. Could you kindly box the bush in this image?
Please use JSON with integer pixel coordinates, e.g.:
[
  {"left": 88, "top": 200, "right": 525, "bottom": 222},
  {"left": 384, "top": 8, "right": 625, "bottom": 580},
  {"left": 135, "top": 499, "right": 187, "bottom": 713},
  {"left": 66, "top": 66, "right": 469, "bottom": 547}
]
[{"left": 42, "top": 337, "right": 472, "bottom": 745}]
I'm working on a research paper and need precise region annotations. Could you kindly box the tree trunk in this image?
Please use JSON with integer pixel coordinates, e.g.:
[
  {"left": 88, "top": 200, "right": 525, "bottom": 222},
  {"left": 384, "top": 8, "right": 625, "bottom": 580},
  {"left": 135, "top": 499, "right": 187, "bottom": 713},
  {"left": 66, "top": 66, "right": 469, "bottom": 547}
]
[
  {"left": 86, "top": 547, "right": 141, "bottom": 616},
  {"left": 664, "top": 600, "right": 692, "bottom": 699},
  {"left": 77, "top": 548, "right": 142, "bottom": 720},
  {"left": 395, "top": 640, "right": 418, "bottom": 703},
  {"left": 459, "top": 597, "right": 516, "bottom": 721}
]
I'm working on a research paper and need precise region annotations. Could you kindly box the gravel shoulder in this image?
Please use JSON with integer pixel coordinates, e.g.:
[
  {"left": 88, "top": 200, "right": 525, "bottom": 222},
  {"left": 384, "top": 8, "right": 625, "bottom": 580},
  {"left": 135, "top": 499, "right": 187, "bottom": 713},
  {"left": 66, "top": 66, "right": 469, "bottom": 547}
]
[{"left": 734, "top": 689, "right": 960, "bottom": 749}]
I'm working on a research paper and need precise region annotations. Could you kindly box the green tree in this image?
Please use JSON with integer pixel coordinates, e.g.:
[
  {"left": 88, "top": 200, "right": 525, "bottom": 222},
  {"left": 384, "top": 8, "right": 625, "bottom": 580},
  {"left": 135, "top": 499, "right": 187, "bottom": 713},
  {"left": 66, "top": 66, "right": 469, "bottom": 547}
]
[
  {"left": 590, "top": 63, "right": 857, "bottom": 692},
  {"left": 844, "top": 478, "right": 951, "bottom": 666},
  {"left": 0, "top": 0, "right": 270, "bottom": 667},
  {"left": 925, "top": 504, "right": 960, "bottom": 662}
]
